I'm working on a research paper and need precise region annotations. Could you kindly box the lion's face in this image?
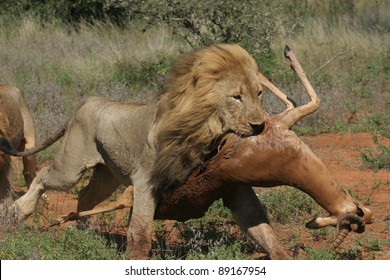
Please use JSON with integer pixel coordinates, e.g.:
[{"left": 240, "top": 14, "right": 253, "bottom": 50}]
[
  {"left": 213, "top": 67, "right": 268, "bottom": 136},
  {"left": 153, "top": 44, "right": 270, "bottom": 192}
]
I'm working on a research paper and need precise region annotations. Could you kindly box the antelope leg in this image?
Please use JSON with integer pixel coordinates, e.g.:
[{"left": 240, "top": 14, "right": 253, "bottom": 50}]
[
  {"left": 50, "top": 186, "right": 134, "bottom": 226},
  {"left": 258, "top": 72, "right": 295, "bottom": 110}
]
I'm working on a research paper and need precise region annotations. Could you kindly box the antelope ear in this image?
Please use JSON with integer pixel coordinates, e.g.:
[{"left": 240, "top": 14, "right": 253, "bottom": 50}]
[{"left": 356, "top": 202, "right": 374, "bottom": 224}]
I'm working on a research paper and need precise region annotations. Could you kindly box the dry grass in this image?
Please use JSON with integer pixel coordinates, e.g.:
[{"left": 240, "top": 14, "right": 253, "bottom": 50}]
[
  {"left": 0, "top": 16, "right": 181, "bottom": 140},
  {"left": 273, "top": 18, "right": 389, "bottom": 76},
  {"left": 0, "top": 2, "right": 388, "bottom": 138},
  {"left": 0, "top": 17, "right": 179, "bottom": 83},
  {"left": 267, "top": 10, "right": 389, "bottom": 133}
]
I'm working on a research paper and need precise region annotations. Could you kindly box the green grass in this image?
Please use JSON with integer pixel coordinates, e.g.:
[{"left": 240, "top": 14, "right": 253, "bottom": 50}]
[
  {"left": 150, "top": 199, "right": 264, "bottom": 260},
  {"left": 303, "top": 245, "right": 364, "bottom": 260},
  {"left": 360, "top": 134, "right": 390, "bottom": 171},
  {"left": 0, "top": 226, "right": 125, "bottom": 260},
  {"left": 259, "top": 187, "right": 324, "bottom": 225}
]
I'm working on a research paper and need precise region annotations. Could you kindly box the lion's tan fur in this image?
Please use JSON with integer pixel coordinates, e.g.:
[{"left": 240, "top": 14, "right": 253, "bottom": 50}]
[
  {"left": 152, "top": 44, "right": 267, "bottom": 192},
  {"left": 3, "top": 44, "right": 268, "bottom": 259},
  {"left": 0, "top": 85, "right": 37, "bottom": 199}
]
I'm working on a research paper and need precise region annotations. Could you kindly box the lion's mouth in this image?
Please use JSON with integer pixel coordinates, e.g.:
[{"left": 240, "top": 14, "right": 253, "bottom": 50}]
[
  {"left": 234, "top": 122, "right": 265, "bottom": 137},
  {"left": 250, "top": 123, "right": 265, "bottom": 136}
]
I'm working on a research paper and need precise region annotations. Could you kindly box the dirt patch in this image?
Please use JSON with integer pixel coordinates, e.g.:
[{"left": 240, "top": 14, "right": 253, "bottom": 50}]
[
  {"left": 296, "top": 132, "right": 390, "bottom": 259},
  {"left": 9, "top": 132, "right": 390, "bottom": 259}
]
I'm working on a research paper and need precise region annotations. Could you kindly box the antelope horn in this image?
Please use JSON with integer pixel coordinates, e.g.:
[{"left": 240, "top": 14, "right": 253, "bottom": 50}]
[
  {"left": 332, "top": 228, "right": 350, "bottom": 250},
  {"left": 336, "top": 213, "right": 365, "bottom": 233},
  {"left": 332, "top": 213, "right": 365, "bottom": 249},
  {"left": 279, "top": 45, "right": 320, "bottom": 129}
]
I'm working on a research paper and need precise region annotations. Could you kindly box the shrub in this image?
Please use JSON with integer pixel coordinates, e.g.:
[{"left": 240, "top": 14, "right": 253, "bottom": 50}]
[{"left": 130, "top": 0, "right": 281, "bottom": 74}]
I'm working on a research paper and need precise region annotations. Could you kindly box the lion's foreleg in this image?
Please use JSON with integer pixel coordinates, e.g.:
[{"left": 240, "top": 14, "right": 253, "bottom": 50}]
[
  {"left": 126, "top": 173, "right": 157, "bottom": 259},
  {"left": 223, "top": 186, "right": 289, "bottom": 260}
]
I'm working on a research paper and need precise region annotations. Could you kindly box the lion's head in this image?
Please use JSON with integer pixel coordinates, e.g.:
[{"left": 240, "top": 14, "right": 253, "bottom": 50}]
[{"left": 151, "top": 44, "right": 268, "bottom": 194}]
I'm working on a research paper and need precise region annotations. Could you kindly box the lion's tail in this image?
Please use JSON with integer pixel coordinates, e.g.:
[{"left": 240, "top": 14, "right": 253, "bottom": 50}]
[{"left": 0, "top": 126, "right": 66, "bottom": 157}]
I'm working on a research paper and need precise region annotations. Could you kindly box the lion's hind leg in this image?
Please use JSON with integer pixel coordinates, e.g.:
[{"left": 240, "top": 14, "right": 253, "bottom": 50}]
[
  {"left": 13, "top": 166, "right": 48, "bottom": 220},
  {"left": 13, "top": 152, "right": 102, "bottom": 221},
  {"left": 76, "top": 164, "right": 122, "bottom": 228}
]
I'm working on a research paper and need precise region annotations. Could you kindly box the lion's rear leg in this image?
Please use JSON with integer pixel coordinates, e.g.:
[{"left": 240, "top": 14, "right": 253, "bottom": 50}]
[
  {"left": 14, "top": 156, "right": 99, "bottom": 220},
  {"left": 13, "top": 166, "right": 48, "bottom": 219},
  {"left": 76, "top": 164, "right": 121, "bottom": 228}
]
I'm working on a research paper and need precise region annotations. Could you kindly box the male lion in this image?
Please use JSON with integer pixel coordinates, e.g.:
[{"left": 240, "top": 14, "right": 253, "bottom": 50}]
[
  {"left": 0, "top": 44, "right": 268, "bottom": 259},
  {"left": 0, "top": 84, "right": 37, "bottom": 200}
]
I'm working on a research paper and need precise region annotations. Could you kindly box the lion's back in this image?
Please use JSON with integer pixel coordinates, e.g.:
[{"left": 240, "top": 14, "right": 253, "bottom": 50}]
[
  {"left": 72, "top": 96, "right": 158, "bottom": 174},
  {"left": 78, "top": 96, "right": 157, "bottom": 140}
]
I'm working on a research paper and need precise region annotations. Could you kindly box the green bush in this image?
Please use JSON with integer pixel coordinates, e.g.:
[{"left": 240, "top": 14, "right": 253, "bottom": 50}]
[
  {"left": 0, "top": 0, "right": 129, "bottom": 24},
  {"left": 129, "top": 0, "right": 281, "bottom": 74}
]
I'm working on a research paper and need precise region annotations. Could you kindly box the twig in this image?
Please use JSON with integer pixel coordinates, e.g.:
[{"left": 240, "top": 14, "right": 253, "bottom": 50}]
[{"left": 311, "top": 47, "right": 354, "bottom": 77}]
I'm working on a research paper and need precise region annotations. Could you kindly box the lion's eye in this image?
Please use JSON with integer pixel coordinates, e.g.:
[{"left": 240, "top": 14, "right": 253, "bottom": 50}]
[
  {"left": 257, "top": 90, "right": 263, "bottom": 97},
  {"left": 233, "top": 95, "right": 242, "bottom": 100}
]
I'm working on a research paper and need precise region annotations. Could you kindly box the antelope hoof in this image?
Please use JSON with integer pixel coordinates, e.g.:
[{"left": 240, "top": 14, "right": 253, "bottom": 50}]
[
  {"left": 49, "top": 212, "right": 80, "bottom": 227},
  {"left": 284, "top": 44, "right": 292, "bottom": 57},
  {"left": 305, "top": 216, "right": 337, "bottom": 229}
]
